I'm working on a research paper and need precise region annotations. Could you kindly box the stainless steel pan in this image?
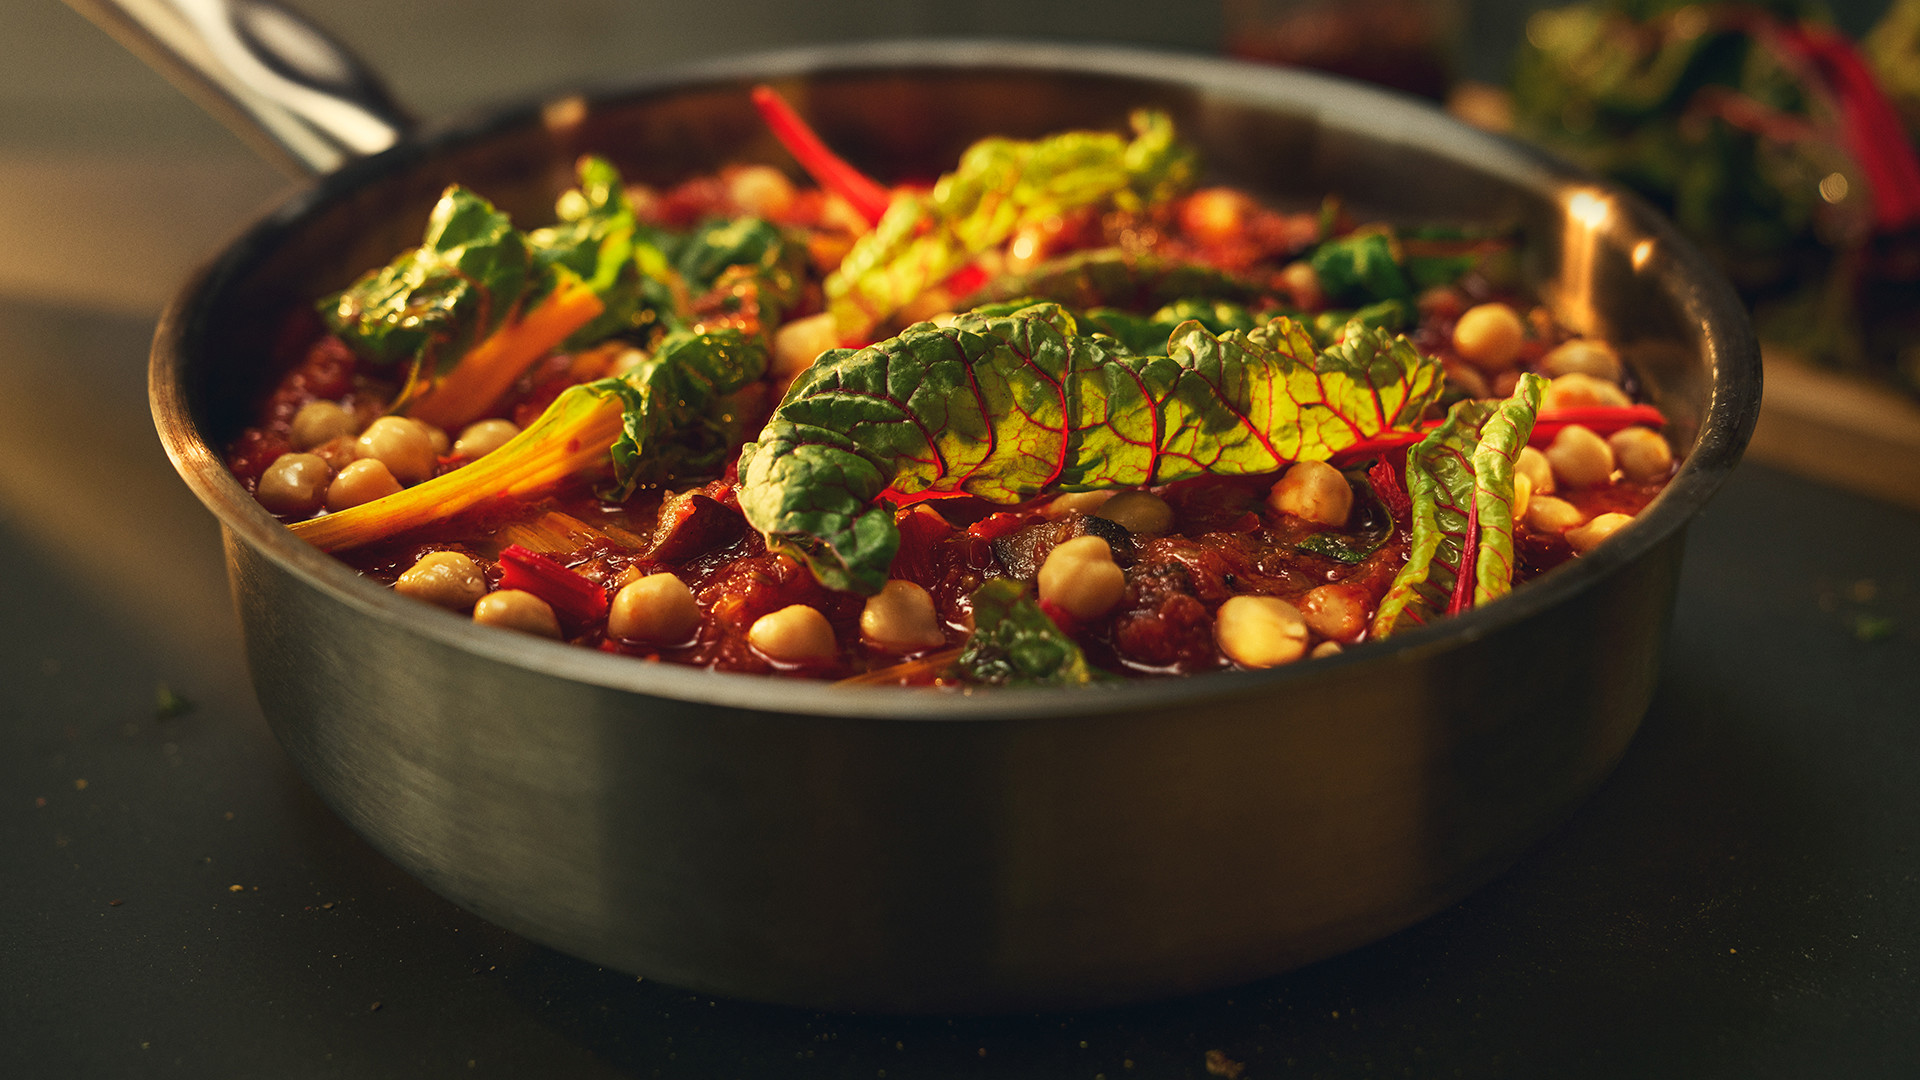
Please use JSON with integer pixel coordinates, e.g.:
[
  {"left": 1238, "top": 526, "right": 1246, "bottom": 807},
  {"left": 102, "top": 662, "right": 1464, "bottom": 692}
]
[{"left": 104, "top": 0, "right": 1760, "bottom": 1012}]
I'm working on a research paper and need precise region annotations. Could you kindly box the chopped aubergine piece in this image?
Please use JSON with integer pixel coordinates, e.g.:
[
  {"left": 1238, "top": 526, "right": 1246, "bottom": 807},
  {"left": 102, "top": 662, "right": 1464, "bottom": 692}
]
[{"left": 737, "top": 301, "right": 1442, "bottom": 595}]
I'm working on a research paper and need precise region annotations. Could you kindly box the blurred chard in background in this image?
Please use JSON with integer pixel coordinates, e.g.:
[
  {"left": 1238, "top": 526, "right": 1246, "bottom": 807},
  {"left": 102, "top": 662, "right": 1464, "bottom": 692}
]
[{"left": 1504, "top": 0, "right": 1920, "bottom": 391}]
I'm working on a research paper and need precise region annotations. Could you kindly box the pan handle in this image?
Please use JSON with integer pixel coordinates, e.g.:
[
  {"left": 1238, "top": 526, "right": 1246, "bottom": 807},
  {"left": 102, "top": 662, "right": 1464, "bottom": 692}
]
[{"left": 63, "top": 0, "right": 414, "bottom": 177}]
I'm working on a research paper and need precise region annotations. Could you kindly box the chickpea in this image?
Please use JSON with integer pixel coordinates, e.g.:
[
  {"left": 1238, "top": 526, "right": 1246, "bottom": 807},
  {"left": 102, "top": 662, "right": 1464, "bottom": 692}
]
[
  {"left": 772, "top": 311, "right": 842, "bottom": 378},
  {"left": 289, "top": 400, "right": 354, "bottom": 450},
  {"left": 1278, "top": 261, "right": 1323, "bottom": 310},
  {"left": 726, "top": 164, "right": 796, "bottom": 218},
  {"left": 1300, "top": 583, "right": 1368, "bottom": 643},
  {"left": 1525, "top": 495, "right": 1586, "bottom": 533},
  {"left": 1545, "top": 424, "right": 1615, "bottom": 488},
  {"left": 256, "top": 452, "right": 331, "bottom": 516},
  {"left": 1540, "top": 372, "right": 1631, "bottom": 412},
  {"left": 1214, "top": 595, "right": 1310, "bottom": 669},
  {"left": 1180, "top": 187, "right": 1255, "bottom": 245},
  {"left": 860, "top": 580, "right": 947, "bottom": 650},
  {"left": 355, "top": 416, "right": 436, "bottom": 485},
  {"left": 1609, "top": 427, "right": 1674, "bottom": 482},
  {"left": 394, "top": 551, "right": 487, "bottom": 612},
  {"left": 748, "top": 604, "right": 837, "bottom": 663},
  {"left": 453, "top": 418, "right": 519, "bottom": 460},
  {"left": 310, "top": 434, "right": 359, "bottom": 473},
  {"left": 1037, "top": 535, "right": 1127, "bottom": 620},
  {"left": 1566, "top": 512, "right": 1634, "bottom": 553},
  {"left": 1452, "top": 302, "right": 1525, "bottom": 372},
  {"left": 1267, "top": 460, "right": 1352, "bottom": 527},
  {"left": 326, "top": 458, "right": 403, "bottom": 511},
  {"left": 1042, "top": 490, "right": 1115, "bottom": 520},
  {"left": 1516, "top": 445, "right": 1555, "bottom": 495},
  {"left": 1513, "top": 470, "right": 1534, "bottom": 522},
  {"left": 1539, "top": 338, "right": 1623, "bottom": 383},
  {"left": 419, "top": 420, "right": 451, "bottom": 457},
  {"left": 607, "top": 573, "right": 700, "bottom": 644},
  {"left": 1095, "top": 490, "right": 1174, "bottom": 535},
  {"left": 1311, "top": 641, "right": 1345, "bottom": 659},
  {"left": 473, "top": 589, "right": 562, "bottom": 638}
]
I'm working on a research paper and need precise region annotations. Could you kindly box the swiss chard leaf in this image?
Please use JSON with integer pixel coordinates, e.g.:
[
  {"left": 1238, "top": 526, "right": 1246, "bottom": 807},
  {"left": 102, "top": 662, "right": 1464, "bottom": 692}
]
[
  {"left": 1309, "top": 298, "right": 1411, "bottom": 347},
  {"left": 679, "top": 219, "right": 808, "bottom": 344},
  {"left": 324, "top": 187, "right": 532, "bottom": 373},
  {"left": 672, "top": 217, "right": 789, "bottom": 291},
  {"left": 1150, "top": 297, "right": 1260, "bottom": 335},
  {"left": 597, "top": 328, "right": 770, "bottom": 499},
  {"left": 1371, "top": 372, "right": 1545, "bottom": 638},
  {"left": 1308, "top": 231, "right": 1412, "bottom": 306},
  {"left": 954, "top": 578, "right": 1103, "bottom": 686},
  {"left": 326, "top": 157, "right": 673, "bottom": 377},
  {"left": 527, "top": 156, "right": 661, "bottom": 347},
  {"left": 1079, "top": 297, "right": 1262, "bottom": 355},
  {"left": 737, "top": 303, "right": 1443, "bottom": 594},
  {"left": 826, "top": 111, "right": 1197, "bottom": 338}
]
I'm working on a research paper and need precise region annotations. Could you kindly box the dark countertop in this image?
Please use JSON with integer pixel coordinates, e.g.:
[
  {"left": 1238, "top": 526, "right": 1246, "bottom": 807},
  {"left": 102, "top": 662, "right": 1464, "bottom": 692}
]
[{"left": 2, "top": 294, "right": 1916, "bottom": 1078}]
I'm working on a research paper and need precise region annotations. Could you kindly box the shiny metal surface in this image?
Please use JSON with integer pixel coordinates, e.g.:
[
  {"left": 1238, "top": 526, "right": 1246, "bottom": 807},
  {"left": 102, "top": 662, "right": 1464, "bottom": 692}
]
[
  {"left": 61, "top": 0, "right": 411, "bottom": 176},
  {"left": 150, "top": 42, "right": 1760, "bottom": 1012}
]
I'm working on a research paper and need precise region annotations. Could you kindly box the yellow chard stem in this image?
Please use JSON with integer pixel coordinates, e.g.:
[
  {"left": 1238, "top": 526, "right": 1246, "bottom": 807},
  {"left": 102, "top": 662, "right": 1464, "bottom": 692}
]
[
  {"left": 409, "top": 276, "right": 605, "bottom": 432},
  {"left": 291, "top": 385, "right": 625, "bottom": 554}
]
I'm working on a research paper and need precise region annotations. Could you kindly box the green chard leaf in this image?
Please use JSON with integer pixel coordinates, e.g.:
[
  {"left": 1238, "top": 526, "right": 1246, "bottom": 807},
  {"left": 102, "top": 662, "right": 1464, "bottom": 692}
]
[
  {"left": 527, "top": 156, "right": 664, "bottom": 347},
  {"left": 324, "top": 187, "right": 533, "bottom": 373},
  {"left": 674, "top": 217, "right": 808, "bottom": 343},
  {"left": 597, "top": 328, "right": 770, "bottom": 500},
  {"left": 825, "top": 111, "right": 1197, "bottom": 339},
  {"left": 955, "top": 579, "right": 1103, "bottom": 686},
  {"left": 1308, "top": 231, "right": 1412, "bottom": 306},
  {"left": 1371, "top": 372, "right": 1546, "bottom": 638},
  {"left": 1309, "top": 298, "right": 1411, "bottom": 347},
  {"left": 671, "top": 216, "right": 787, "bottom": 290},
  {"left": 325, "top": 157, "right": 678, "bottom": 375},
  {"left": 1078, "top": 296, "right": 1263, "bottom": 355},
  {"left": 738, "top": 303, "right": 1442, "bottom": 594}
]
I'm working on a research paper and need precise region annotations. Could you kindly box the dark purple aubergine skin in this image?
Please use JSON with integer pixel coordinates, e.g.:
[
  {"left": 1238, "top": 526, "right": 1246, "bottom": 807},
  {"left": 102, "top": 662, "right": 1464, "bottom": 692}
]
[{"left": 150, "top": 42, "right": 1759, "bottom": 1013}]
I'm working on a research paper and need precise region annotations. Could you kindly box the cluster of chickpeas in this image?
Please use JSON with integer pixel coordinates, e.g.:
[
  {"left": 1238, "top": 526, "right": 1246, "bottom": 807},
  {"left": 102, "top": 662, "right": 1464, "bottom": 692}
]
[
  {"left": 737, "top": 579, "right": 951, "bottom": 667},
  {"left": 252, "top": 400, "right": 523, "bottom": 519},
  {"left": 1449, "top": 299, "right": 1674, "bottom": 556},
  {"left": 1038, "top": 469, "right": 1362, "bottom": 672},
  {"left": 392, "top": 550, "right": 565, "bottom": 637},
  {"left": 392, "top": 548, "right": 711, "bottom": 643}
]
